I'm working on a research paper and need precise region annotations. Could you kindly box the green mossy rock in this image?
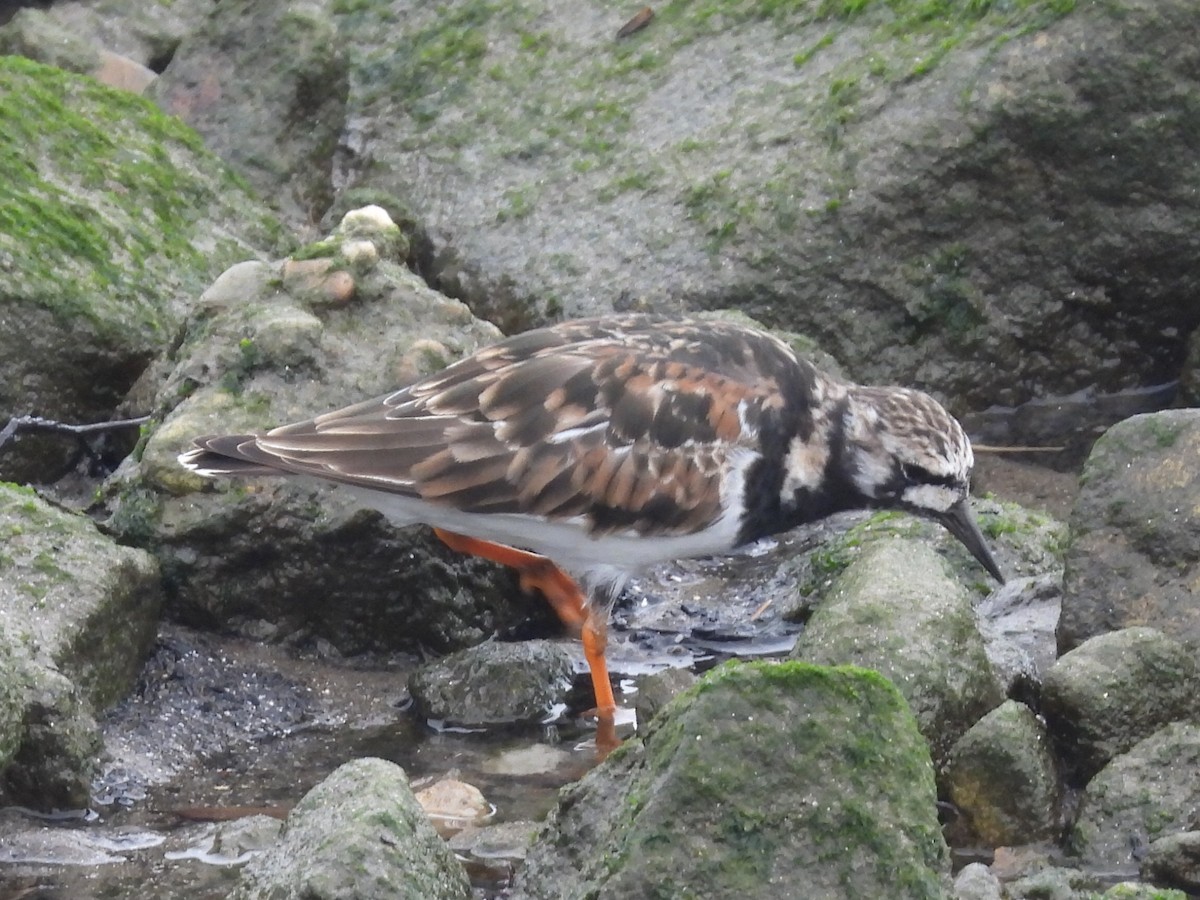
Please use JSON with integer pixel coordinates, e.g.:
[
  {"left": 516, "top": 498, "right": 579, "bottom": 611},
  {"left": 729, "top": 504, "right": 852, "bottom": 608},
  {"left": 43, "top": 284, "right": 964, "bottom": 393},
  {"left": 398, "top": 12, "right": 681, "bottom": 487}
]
[
  {"left": 233, "top": 757, "right": 470, "bottom": 900},
  {"left": 0, "top": 55, "right": 283, "bottom": 481},
  {"left": 514, "top": 661, "right": 950, "bottom": 900}
]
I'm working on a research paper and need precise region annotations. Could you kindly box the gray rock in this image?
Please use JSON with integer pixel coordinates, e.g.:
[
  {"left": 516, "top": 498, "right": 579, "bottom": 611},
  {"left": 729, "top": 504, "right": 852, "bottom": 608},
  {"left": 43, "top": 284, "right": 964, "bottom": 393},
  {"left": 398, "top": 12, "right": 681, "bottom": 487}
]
[
  {"left": 513, "top": 661, "right": 951, "bottom": 900},
  {"left": 0, "top": 484, "right": 161, "bottom": 711},
  {"left": 1139, "top": 830, "right": 1200, "bottom": 893},
  {"left": 106, "top": 209, "right": 544, "bottom": 655},
  {"left": 408, "top": 639, "right": 573, "bottom": 726},
  {"left": 151, "top": 0, "right": 349, "bottom": 228},
  {"left": 1060, "top": 410, "right": 1200, "bottom": 651},
  {"left": 1, "top": 667, "right": 101, "bottom": 810},
  {"left": 787, "top": 501, "right": 1064, "bottom": 607},
  {"left": 952, "top": 863, "right": 1002, "bottom": 900},
  {"left": 1070, "top": 722, "right": 1200, "bottom": 874},
  {"left": 0, "top": 56, "right": 282, "bottom": 483},
  {"left": 943, "top": 701, "right": 1060, "bottom": 846},
  {"left": 447, "top": 819, "right": 538, "bottom": 862},
  {"left": 0, "top": 9, "right": 102, "bottom": 74},
  {"left": 234, "top": 757, "right": 470, "bottom": 900},
  {"left": 1041, "top": 627, "right": 1199, "bottom": 783},
  {"left": 792, "top": 540, "right": 1003, "bottom": 765},
  {"left": 208, "top": 814, "right": 284, "bottom": 863},
  {"left": 270, "top": 0, "right": 1200, "bottom": 416},
  {"left": 0, "top": 484, "right": 160, "bottom": 808}
]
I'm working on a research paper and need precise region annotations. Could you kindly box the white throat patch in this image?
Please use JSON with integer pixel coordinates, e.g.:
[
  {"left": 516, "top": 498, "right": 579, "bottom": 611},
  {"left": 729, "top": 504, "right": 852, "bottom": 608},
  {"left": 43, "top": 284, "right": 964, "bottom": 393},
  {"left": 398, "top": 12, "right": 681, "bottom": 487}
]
[{"left": 902, "top": 483, "right": 961, "bottom": 513}]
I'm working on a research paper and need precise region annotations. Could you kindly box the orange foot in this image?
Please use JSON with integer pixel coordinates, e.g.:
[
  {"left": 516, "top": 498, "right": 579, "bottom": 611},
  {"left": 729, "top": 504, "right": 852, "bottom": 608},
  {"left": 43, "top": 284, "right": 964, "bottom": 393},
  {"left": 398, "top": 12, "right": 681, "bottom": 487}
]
[{"left": 433, "top": 528, "right": 618, "bottom": 754}]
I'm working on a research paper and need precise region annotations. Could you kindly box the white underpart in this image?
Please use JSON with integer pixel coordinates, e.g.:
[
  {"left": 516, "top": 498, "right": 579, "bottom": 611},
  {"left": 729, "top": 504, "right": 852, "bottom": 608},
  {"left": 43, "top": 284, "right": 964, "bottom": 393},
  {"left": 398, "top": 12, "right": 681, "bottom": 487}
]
[
  {"left": 901, "top": 483, "right": 962, "bottom": 513},
  {"left": 341, "top": 445, "right": 760, "bottom": 597}
]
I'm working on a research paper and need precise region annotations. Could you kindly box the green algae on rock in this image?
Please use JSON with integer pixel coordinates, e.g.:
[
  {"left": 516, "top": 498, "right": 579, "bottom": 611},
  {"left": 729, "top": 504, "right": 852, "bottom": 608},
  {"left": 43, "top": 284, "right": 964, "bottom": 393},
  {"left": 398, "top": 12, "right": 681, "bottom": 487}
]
[
  {"left": 514, "top": 661, "right": 950, "bottom": 899},
  {"left": 0, "top": 55, "right": 284, "bottom": 482}
]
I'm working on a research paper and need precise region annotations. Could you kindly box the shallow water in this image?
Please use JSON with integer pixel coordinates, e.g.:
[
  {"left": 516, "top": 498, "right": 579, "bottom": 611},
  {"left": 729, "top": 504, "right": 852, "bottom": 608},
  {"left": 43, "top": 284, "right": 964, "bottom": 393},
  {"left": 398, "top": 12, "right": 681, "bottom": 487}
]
[{"left": 0, "top": 712, "right": 605, "bottom": 899}]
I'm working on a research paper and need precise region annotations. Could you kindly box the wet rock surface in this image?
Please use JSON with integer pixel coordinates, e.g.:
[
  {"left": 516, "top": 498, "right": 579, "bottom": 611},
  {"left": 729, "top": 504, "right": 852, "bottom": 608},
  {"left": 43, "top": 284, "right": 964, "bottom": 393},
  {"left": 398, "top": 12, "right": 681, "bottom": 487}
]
[
  {"left": 0, "top": 484, "right": 161, "bottom": 807},
  {"left": 975, "top": 573, "right": 1061, "bottom": 697},
  {"left": 1070, "top": 722, "right": 1200, "bottom": 875},
  {"left": 1139, "top": 830, "right": 1200, "bottom": 894},
  {"left": 1060, "top": 410, "right": 1200, "bottom": 651}
]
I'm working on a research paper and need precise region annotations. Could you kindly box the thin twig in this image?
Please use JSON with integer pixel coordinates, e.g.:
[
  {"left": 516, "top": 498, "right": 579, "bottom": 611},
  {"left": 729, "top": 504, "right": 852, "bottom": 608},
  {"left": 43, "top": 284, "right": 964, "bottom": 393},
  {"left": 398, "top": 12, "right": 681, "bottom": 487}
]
[
  {"left": 0, "top": 414, "right": 150, "bottom": 451},
  {"left": 972, "top": 444, "right": 1066, "bottom": 453}
]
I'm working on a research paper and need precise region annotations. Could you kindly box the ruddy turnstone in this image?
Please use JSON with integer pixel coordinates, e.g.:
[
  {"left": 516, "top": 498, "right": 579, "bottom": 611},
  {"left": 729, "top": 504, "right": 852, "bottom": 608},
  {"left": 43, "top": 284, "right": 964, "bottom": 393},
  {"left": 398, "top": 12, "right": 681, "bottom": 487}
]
[{"left": 180, "top": 314, "right": 1003, "bottom": 747}]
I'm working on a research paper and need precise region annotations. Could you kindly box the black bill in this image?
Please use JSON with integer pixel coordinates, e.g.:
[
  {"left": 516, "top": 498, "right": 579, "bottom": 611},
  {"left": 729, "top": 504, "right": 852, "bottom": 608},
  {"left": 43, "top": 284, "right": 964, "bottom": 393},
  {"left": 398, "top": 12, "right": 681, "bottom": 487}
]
[{"left": 937, "top": 499, "right": 1005, "bottom": 584}]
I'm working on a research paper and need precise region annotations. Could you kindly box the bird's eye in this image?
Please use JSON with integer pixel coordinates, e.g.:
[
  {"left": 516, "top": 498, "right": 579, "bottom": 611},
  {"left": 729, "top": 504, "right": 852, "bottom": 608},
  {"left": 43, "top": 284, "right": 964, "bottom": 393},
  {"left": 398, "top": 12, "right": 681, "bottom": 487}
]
[
  {"left": 901, "top": 463, "right": 935, "bottom": 483},
  {"left": 902, "top": 462, "right": 958, "bottom": 489}
]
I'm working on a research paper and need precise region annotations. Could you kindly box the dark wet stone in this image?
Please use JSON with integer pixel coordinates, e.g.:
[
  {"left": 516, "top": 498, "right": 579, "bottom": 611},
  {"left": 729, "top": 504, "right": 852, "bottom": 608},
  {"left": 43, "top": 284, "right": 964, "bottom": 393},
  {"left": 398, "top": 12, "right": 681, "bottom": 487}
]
[
  {"left": 1060, "top": 410, "right": 1200, "bottom": 652},
  {"left": 976, "top": 573, "right": 1062, "bottom": 695},
  {"left": 1041, "top": 627, "right": 1200, "bottom": 784},
  {"left": 233, "top": 757, "right": 470, "bottom": 900},
  {"left": 1139, "top": 830, "right": 1200, "bottom": 894},
  {"left": 408, "top": 640, "right": 573, "bottom": 727},
  {"left": 1070, "top": 723, "right": 1200, "bottom": 875},
  {"left": 942, "top": 701, "right": 1060, "bottom": 847},
  {"left": 513, "top": 661, "right": 951, "bottom": 900},
  {"left": 792, "top": 540, "right": 1003, "bottom": 766}
]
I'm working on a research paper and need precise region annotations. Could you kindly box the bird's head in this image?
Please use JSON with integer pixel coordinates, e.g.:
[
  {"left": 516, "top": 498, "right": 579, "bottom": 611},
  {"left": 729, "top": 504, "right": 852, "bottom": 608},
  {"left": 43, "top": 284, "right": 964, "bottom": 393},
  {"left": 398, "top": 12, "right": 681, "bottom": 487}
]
[{"left": 841, "top": 386, "right": 1004, "bottom": 583}]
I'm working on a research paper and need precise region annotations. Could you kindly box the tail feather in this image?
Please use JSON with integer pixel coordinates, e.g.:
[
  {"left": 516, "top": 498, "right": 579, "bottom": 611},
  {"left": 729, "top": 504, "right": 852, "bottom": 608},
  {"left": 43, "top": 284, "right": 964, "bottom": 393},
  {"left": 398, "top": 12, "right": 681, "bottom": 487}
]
[{"left": 178, "top": 434, "right": 284, "bottom": 477}]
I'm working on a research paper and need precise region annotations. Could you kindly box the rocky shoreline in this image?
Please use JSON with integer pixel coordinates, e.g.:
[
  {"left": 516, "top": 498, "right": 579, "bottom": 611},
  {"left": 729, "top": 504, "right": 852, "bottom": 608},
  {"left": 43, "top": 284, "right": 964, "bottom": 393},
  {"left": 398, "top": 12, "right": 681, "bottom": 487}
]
[{"left": 3, "top": 1, "right": 1200, "bottom": 897}]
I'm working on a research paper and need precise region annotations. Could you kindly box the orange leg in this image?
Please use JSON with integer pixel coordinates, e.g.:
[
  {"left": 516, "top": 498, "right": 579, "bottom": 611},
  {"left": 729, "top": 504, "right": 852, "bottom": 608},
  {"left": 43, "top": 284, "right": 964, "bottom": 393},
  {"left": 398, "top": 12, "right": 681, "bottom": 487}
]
[{"left": 433, "top": 528, "right": 618, "bottom": 746}]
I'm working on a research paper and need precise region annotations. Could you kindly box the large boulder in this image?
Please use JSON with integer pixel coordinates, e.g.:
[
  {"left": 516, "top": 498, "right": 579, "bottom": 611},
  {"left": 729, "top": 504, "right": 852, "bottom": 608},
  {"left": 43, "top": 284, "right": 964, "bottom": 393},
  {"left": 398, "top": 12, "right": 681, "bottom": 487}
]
[
  {"left": 514, "top": 661, "right": 951, "bottom": 900},
  {"left": 143, "top": 0, "right": 1197, "bottom": 418},
  {"left": 1059, "top": 411, "right": 1200, "bottom": 651},
  {"left": 106, "top": 208, "right": 548, "bottom": 654}
]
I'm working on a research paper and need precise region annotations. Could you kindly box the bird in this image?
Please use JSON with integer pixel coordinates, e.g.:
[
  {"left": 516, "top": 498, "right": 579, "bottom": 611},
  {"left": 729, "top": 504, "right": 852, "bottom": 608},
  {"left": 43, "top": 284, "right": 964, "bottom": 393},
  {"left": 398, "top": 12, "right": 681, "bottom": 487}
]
[{"left": 179, "top": 314, "right": 1004, "bottom": 749}]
